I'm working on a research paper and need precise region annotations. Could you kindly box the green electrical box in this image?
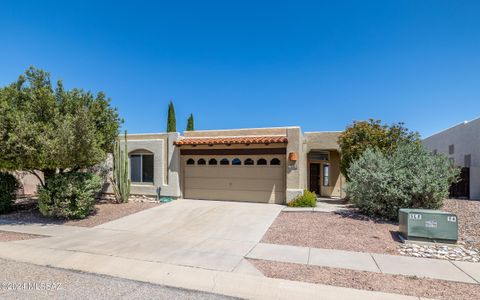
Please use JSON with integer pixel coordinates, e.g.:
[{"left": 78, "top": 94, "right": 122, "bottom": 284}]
[{"left": 399, "top": 209, "right": 458, "bottom": 243}]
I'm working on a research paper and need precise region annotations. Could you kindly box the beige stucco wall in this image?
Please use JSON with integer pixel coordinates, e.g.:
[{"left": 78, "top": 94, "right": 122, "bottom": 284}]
[
  {"left": 304, "top": 131, "right": 342, "bottom": 151},
  {"left": 285, "top": 127, "right": 303, "bottom": 201},
  {"left": 183, "top": 127, "right": 289, "bottom": 137},
  {"left": 105, "top": 132, "right": 181, "bottom": 197}
]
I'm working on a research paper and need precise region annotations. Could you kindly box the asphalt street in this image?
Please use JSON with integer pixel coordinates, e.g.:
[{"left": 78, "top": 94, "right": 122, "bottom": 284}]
[{"left": 0, "top": 258, "right": 238, "bottom": 300}]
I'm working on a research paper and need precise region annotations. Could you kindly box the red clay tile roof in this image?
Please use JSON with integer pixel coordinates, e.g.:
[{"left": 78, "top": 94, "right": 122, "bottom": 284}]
[{"left": 174, "top": 136, "right": 288, "bottom": 146}]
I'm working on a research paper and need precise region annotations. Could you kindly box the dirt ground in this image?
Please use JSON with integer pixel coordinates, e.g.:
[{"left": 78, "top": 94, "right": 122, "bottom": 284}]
[
  {"left": 262, "top": 209, "right": 400, "bottom": 254},
  {"left": 0, "top": 230, "right": 46, "bottom": 242},
  {"left": 262, "top": 199, "right": 479, "bottom": 255},
  {"left": 443, "top": 199, "right": 480, "bottom": 248},
  {"left": 250, "top": 259, "right": 480, "bottom": 300},
  {"left": 0, "top": 199, "right": 158, "bottom": 228}
]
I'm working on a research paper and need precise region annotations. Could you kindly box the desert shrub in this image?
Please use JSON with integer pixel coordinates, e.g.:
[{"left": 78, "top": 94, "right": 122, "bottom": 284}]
[
  {"left": 346, "top": 142, "right": 459, "bottom": 220},
  {"left": 0, "top": 172, "right": 21, "bottom": 213},
  {"left": 38, "top": 172, "right": 101, "bottom": 219},
  {"left": 288, "top": 190, "right": 317, "bottom": 207}
]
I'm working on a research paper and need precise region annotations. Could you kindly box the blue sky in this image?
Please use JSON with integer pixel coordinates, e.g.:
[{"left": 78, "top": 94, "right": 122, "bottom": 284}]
[{"left": 1, "top": 1, "right": 479, "bottom": 138}]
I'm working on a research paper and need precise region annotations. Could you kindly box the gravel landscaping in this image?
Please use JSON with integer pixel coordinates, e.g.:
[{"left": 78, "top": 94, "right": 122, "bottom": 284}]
[
  {"left": 263, "top": 199, "right": 480, "bottom": 261},
  {"left": 250, "top": 259, "right": 480, "bottom": 300},
  {"left": 443, "top": 199, "right": 480, "bottom": 248},
  {"left": 262, "top": 209, "right": 400, "bottom": 254},
  {"left": 0, "top": 231, "right": 46, "bottom": 242},
  {"left": 0, "top": 198, "right": 158, "bottom": 228}
]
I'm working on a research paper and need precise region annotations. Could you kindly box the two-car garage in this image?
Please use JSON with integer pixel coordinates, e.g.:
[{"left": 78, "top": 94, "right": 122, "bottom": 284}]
[
  {"left": 175, "top": 136, "right": 289, "bottom": 204},
  {"left": 182, "top": 154, "right": 285, "bottom": 204}
]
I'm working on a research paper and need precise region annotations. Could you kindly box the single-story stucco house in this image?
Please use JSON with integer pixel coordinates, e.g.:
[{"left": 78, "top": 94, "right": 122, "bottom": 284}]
[{"left": 117, "top": 126, "right": 345, "bottom": 203}]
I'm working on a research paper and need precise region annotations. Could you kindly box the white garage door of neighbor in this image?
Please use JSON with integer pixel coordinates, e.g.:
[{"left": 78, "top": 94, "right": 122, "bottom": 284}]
[{"left": 183, "top": 155, "right": 285, "bottom": 203}]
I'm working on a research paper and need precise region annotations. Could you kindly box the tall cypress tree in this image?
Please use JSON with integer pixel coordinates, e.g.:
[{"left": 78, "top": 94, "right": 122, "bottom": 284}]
[
  {"left": 167, "top": 100, "right": 176, "bottom": 132},
  {"left": 186, "top": 113, "right": 194, "bottom": 131}
]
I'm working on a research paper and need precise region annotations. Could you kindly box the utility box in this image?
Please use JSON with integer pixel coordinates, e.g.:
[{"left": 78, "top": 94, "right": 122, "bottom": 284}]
[{"left": 399, "top": 209, "right": 458, "bottom": 243}]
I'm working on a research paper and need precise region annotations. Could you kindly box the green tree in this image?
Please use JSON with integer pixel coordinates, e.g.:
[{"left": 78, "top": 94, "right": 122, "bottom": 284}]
[
  {"left": 338, "top": 119, "right": 420, "bottom": 180},
  {"left": 0, "top": 172, "right": 21, "bottom": 213},
  {"left": 0, "top": 67, "right": 121, "bottom": 185},
  {"left": 167, "top": 100, "right": 176, "bottom": 132},
  {"left": 186, "top": 113, "right": 194, "bottom": 131},
  {"left": 346, "top": 142, "right": 459, "bottom": 220}
]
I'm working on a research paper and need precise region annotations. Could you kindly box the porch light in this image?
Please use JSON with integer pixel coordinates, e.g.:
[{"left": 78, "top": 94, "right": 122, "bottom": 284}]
[{"left": 288, "top": 152, "right": 298, "bottom": 161}]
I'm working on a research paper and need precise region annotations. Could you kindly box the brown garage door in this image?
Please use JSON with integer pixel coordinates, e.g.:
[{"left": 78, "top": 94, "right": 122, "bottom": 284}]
[{"left": 183, "top": 155, "right": 285, "bottom": 203}]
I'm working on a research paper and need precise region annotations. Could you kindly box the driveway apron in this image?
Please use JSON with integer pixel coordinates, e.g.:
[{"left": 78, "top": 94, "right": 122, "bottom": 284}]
[{"left": 12, "top": 199, "right": 283, "bottom": 272}]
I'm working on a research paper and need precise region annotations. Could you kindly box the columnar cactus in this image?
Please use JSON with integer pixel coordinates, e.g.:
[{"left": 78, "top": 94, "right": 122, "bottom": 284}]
[{"left": 111, "top": 131, "right": 130, "bottom": 203}]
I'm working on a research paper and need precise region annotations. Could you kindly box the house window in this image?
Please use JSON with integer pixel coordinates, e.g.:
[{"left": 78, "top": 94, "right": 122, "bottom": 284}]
[
  {"left": 186, "top": 158, "right": 195, "bottom": 165},
  {"left": 244, "top": 158, "right": 254, "bottom": 165},
  {"left": 270, "top": 158, "right": 281, "bottom": 165},
  {"left": 465, "top": 154, "right": 471, "bottom": 167},
  {"left": 130, "top": 154, "right": 154, "bottom": 183},
  {"left": 208, "top": 158, "right": 218, "bottom": 165},
  {"left": 220, "top": 158, "right": 229, "bottom": 165},
  {"left": 323, "top": 163, "right": 330, "bottom": 186},
  {"left": 449, "top": 144, "right": 454, "bottom": 155},
  {"left": 232, "top": 158, "right": 241, "bottom": 165},
  {"left": 308, "top": 151, "right": 329, "bottom": 161},
  {"left": 197, "top": 158, "right": 206, "bottom": 165},
  {"left": 257, "top": 158, "right": 267, "bottom": 165}
]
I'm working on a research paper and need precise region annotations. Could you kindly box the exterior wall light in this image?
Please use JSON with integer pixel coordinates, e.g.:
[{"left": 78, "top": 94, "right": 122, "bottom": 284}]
[{"left": 288, "top": 152, "right": 298, "bottom": 161}]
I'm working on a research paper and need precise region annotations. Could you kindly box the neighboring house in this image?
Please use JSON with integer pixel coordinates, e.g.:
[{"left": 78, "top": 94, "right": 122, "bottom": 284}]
[
  {"left": 423, "top": 117, "right": 480, "bottom": 200},
  {"left": 114, "top": 127, "right": 345, "bottom": 204}
]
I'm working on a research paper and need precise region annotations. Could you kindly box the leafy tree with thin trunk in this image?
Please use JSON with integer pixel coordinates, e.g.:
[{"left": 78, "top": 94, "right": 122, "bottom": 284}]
[
  {"left": 0, "top": 67, "right": 121, "bottom": 186},
  {"left": 167, "top": 100, "right": 176, "bottom": 132},
  {"left": 338, "top": 119, "right": 420, "bottom": 180},
  {"left": 186, "top": 113, "right": 194, "bottom": 131}
]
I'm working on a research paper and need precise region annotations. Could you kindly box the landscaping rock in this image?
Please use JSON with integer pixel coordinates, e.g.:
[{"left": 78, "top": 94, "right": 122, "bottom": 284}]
[
  {"left": 398, "top": 243, "right": 480, "bottom": 263},
  {"left": 129, "top": 195, "right": 158, "bottom": 203}
]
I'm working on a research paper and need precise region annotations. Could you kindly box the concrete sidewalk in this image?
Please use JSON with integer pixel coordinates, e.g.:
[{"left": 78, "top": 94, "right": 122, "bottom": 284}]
[
  {"left": 0, "top": 242, "right": 419, "bottom": 300},
  {"left": 246, "top": 243, "right": 480, "bottom": 284}
]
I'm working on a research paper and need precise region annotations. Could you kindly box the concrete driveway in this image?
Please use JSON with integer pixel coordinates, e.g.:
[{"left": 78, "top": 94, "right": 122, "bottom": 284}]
[{"left": 12, "top": 199, "right": 283, "bottom": 272}]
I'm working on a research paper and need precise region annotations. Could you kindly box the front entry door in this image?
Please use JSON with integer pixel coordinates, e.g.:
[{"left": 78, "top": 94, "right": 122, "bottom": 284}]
[{"left": 309, "top": 163, "right": 321, "bottom": 195}]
